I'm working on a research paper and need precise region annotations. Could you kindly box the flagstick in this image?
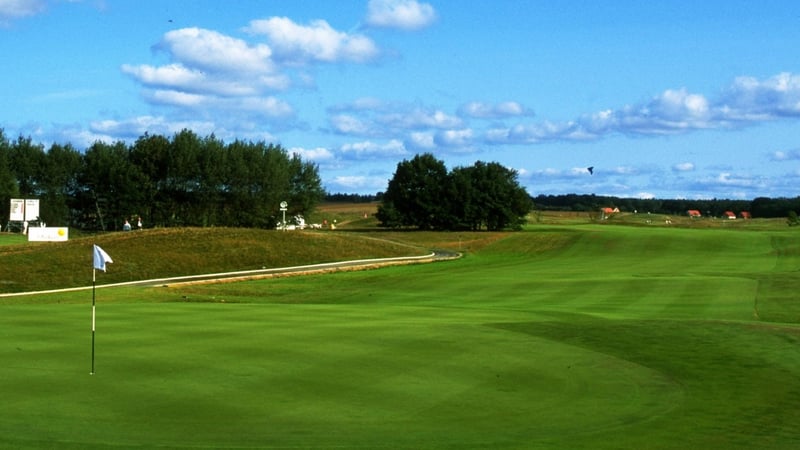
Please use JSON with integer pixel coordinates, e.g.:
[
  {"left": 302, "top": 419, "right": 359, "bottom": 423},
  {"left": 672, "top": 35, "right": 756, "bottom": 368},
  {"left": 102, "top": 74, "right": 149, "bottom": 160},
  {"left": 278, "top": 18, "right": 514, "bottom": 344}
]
[{"left": 91, "top": 267, "right": 96, "bottom": 375}]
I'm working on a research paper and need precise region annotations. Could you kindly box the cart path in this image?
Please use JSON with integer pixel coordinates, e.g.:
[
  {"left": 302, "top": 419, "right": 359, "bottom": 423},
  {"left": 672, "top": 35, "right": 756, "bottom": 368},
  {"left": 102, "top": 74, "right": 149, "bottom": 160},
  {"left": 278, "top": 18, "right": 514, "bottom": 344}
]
[{"left": 0, "top": 250, "right": 460, "bottom": 298}]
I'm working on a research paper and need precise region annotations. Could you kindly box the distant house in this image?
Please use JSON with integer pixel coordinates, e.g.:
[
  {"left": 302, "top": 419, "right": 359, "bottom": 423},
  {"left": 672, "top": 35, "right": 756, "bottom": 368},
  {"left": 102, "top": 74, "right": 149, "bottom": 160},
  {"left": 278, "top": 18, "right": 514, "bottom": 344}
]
[
  {"left": 600, "top": 207, "right": 619, "bottom": 219},
  {"left": 724, "top": 211, "right": 736, "bottom": 219},
  {"left": 740, "top": 211, "right": 752, "bottom": 219},
  {"left": 687, "top": 210, "right": 702, "bottom": 217}
]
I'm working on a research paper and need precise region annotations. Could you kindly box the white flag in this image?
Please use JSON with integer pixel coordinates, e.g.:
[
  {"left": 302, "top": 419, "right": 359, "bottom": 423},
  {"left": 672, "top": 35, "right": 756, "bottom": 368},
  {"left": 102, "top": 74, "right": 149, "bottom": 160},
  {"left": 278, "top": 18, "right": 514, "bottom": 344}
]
[{"left": 93, "top": 245, "right": 113, "bottom": 272}]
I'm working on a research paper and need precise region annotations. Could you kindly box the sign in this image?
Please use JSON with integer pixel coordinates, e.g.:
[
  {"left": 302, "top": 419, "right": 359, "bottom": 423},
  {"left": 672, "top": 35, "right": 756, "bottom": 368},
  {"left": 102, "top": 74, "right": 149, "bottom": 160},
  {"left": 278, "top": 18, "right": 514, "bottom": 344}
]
[
  {"left": 28, "top": 227, "right": 69, "bottom": 242},
  {"left": 9, "top": 199, "right": 24, "bottom": 221},
  {"left": 9, "top": 198, "right": 40, "bottom": 221},
  {"left": 24, "top": 199, "right": 40, "bottom": 221}
]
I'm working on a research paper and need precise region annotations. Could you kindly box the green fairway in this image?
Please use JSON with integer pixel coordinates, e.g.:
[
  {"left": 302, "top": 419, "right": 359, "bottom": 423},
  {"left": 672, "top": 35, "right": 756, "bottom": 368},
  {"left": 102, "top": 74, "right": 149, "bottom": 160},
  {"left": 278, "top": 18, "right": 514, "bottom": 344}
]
[{"left": 1, "top": 225, "right": 800, "bottom": 449}]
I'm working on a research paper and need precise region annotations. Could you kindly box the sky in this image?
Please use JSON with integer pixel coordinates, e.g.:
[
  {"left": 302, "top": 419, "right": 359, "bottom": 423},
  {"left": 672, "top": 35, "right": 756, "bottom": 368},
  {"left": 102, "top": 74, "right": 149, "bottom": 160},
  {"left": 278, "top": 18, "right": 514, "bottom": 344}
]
[{"left": 2, "top": 0, "right": 800, "bottom": 200}]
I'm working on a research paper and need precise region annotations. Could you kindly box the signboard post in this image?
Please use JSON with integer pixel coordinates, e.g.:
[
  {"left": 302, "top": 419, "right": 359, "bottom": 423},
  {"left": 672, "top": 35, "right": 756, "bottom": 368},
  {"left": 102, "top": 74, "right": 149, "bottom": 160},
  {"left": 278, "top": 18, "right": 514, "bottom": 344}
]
[{"left": 280, "top": 201, "right": 288, "bottom": 231}]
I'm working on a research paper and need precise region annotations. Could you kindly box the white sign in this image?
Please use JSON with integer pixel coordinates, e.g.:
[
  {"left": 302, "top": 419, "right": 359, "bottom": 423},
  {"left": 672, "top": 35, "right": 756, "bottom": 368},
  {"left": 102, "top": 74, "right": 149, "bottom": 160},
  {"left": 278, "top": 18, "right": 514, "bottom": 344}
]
[
  {"left": 9, "top": 199, "right": 24, "bottom": 221},
  {"left": 24, "top": 199, "right": 39, "bottom": 221},
  {"left": 9, "top": 198, "right": 40, "bottom": 221},
  {"left": 28, "top": 227, "right": 69, "bottom": 242}
]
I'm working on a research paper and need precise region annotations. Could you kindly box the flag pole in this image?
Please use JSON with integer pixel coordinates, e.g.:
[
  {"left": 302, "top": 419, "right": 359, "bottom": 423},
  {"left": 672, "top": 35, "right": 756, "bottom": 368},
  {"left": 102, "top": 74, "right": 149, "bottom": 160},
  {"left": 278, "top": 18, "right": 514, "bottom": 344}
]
[
  {"left": 91, "top": 266, "right": 96, "bottom": 375},
  {"left": 90, "top": 244, "right": 112, "bottom": 375}
]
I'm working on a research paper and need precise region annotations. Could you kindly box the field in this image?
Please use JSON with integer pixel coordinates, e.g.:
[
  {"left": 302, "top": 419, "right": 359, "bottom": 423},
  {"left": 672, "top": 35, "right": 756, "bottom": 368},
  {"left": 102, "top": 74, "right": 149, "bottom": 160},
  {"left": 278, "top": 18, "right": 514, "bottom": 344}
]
[{"left": 1, "top": 211, "right": 799, "bottom": 449}]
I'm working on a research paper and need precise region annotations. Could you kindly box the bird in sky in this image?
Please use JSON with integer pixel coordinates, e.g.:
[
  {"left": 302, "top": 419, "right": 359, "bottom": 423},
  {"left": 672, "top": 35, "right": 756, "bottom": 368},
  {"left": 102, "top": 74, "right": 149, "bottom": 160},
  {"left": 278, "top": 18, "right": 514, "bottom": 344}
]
[{"left": 587, "top": 166, "right": 594, "bottom": 175}]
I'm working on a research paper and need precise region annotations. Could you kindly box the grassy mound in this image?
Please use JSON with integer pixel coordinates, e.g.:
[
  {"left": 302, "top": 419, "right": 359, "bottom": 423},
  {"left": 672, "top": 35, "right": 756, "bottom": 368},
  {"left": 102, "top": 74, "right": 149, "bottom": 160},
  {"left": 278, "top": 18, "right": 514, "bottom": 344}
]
[{"left": 0, "top": 227, "right": 428, "bottom": 293}]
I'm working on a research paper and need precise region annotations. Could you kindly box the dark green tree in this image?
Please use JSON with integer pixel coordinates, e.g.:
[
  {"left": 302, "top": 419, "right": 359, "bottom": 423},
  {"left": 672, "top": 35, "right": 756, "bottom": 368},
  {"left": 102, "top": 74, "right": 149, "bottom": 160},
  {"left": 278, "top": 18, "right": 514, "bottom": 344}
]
[
  {"left": 9, "top": 135, "right": 45, "bottom": 198},
  {"left": 39, "top": 143, "right": 81, "bottom": 225},
  {"left": 288, "top": 154, "right": 325, "bottom": 218},
  {"left": 377, "top": 153, "right": 449, "bottom": 229},
  {"left": 79, "top": 141, "right": 145, "bottom": 230},
  {"left": 451, "top": 161, "right": 531, "bottom": 231},
  {"left": 378, "top": 155, "right": 532, "bottom": 231},
  {"left": 0, "top": 130, "right": 20, "bottom": 222}
]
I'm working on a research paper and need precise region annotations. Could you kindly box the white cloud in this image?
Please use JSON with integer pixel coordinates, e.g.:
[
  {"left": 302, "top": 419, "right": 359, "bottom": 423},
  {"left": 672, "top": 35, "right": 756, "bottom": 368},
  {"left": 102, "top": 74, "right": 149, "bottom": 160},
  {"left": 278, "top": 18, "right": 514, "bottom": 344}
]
[
  {"left": 365, "top": 0, "right": 437, "bottom": 30},
  {"left": 771, "top": 149, "right": 800, "bottom": 161},
  {"left": 458, "top": 101, "right": 532, "bottom": 119},
  {"left": 245, "top": 17, "right": 378, "bottom": 64},
  {"left": 0, "top": 0, "right": 45, "bottom": 22},
  {"left": 672, "top": 162, "right": 695, "bottom": 172},
  {"left": 406, "top": 131, "right": 434, "bottom": 149},
  {"left": 488, "top": 72, "right": 800, "bottom": 144},
  {"left": 327, "top": 175, "right": 389, "bottom": 193},
  {"left": 720, "top": 72, "right": 800, "bottom": 120},
  {"left": 330, "top": 114, "right": 374, "bottom": 135},
  {"left": 434, "top": 128, "right": 473, "bottom": 148},
  {"left": 613, "top": 166, "right": 638, "bottom": 175},
  {"left": 379, "top": 108, "right": 462, "bottom": 130},
  {"left": 89, "top": 115, "right": 217, "bottom": 139},
  {"left": 158, "top": 27, "right": 276, "bottom": 75},
  {"left": 339, "top": 139, "right": 408, "bottom": 159},
  {"left": 289, "top": 146, "right": 335, "bottom": 162}
]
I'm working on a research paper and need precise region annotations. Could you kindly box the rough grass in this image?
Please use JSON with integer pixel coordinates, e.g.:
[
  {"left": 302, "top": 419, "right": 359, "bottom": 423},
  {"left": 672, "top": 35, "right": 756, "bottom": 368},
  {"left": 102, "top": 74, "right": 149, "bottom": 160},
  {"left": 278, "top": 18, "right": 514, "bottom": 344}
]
[{"left": 0, "top": 227, "right": 428, "bottom": 293}]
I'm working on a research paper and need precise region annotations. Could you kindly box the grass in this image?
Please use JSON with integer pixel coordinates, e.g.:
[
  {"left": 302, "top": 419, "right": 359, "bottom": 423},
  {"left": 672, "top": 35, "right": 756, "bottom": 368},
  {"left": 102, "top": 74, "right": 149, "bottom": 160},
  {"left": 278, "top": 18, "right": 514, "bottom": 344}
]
[{"left": 1, "top": 216, "right": 800, "bottom": 448}]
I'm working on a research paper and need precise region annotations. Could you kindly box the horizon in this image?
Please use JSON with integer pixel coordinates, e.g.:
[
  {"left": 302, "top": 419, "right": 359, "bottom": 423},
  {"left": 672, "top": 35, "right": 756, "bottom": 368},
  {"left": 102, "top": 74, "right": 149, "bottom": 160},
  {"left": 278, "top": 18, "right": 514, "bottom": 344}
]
[{"left": 2, "top": 1, "right": 800, "bottom": 200}]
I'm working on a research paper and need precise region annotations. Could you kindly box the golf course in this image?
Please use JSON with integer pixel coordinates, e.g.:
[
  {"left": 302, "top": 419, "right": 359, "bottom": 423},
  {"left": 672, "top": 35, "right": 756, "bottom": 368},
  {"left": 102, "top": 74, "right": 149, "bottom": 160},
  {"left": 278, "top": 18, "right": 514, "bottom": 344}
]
[{"left": 1, "top": 212, "right": 799, "bottom": 449}]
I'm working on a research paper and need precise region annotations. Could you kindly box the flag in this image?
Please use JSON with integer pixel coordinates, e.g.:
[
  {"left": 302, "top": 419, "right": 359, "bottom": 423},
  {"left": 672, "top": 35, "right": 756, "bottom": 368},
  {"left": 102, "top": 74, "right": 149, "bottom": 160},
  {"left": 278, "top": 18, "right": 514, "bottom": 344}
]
[{"left": 93, "top": 245, "right": 113, "bottom": 272}]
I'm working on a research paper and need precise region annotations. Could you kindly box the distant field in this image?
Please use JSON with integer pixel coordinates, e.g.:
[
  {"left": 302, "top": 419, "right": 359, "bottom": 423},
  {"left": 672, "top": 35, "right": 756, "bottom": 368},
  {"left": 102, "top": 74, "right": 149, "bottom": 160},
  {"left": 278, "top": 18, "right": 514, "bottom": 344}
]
[{"left": 1, "top": 219, "right": 799, "bottom": 448}]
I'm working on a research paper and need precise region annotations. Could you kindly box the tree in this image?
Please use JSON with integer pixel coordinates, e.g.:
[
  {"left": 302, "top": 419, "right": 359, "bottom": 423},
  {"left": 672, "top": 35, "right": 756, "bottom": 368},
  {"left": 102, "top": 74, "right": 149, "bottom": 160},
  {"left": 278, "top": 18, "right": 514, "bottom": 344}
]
[
  {"left": 39, "top": 143, "right": 81, "bottom": 225},
  {"left": 78, "top": 141, "right": 145, "bottom": 230},
  {"left": 377, "top": 155, "right": 532, "bottom": 231},
  {"left": 451, "top": 161, "right": 531, "bottom": 231},
  {"left": 0, "top": 130, "right": 19, "bottom": 222},
  {"left": 288, "top": 154, "right": 325, "bottom": 218},
  {"left": 9, "top": 135, "right": 45, "bottom": 198},
  {"left": 377, "top": 153, "right": 449, "bottom": 229}
]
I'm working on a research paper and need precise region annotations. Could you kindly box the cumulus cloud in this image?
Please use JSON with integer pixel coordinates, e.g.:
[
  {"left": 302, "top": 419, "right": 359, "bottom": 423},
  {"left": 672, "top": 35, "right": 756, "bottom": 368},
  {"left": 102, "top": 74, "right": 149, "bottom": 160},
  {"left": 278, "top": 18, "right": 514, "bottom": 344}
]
[
  {"left": 487, "top": 72, "right": 800, "bottom": 144},
  {"left": 672, "top": 162, "right": 695, "bottom": 172},
  {"left": 406, "top": 131, "right": 436, "bottom": 150},
  {"left": 121, "top": 16, "right": 386, "bottom": 137},
  {"left": 244, "top": 17, "right": 379, "bottom": 64},
  {"left": 365, "top": 0, "right": 437, "bottom": 30},
  {"left": 330, "top": 102, "right": 464, "bottom": 142},
  {"left": 158, "top": 27, "right": 276, "bottom": 74}
]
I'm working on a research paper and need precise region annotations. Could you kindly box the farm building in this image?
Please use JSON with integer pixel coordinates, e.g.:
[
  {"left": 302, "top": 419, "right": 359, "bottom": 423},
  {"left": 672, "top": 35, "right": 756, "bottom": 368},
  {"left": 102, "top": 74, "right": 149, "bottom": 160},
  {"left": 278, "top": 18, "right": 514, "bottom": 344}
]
[
  {"left": 724, "top": 211, "right": 736, "bottom": 219},
  {"left": 740, "top": 211, "right": 751, "bottom": 219},
  {"left": 600, "top": 207, "right": 620, "bottom": 219},
  {"left": 687, "top": 209, "right": 702, "bottom": 217}
]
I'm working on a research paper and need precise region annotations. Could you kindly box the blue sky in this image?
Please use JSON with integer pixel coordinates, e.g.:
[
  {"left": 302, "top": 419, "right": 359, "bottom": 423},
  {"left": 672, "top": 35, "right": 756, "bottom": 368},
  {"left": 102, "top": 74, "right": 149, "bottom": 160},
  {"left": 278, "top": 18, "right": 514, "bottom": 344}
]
[{"left": 2, "top": 0, "right": 800, "bottom": 199}]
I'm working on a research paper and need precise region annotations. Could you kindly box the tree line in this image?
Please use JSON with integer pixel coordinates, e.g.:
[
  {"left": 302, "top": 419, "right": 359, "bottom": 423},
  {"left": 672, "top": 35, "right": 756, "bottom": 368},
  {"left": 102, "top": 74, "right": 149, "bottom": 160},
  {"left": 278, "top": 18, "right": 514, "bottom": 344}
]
[
  {"left": 376, "top": 153, "right": 532, "bottom": 230},
  {"left": 533, "top": 193, "right": 800, "bottom": 219},
  {"left": 0, "top": 129, "right": 324, "bottom": 230}
]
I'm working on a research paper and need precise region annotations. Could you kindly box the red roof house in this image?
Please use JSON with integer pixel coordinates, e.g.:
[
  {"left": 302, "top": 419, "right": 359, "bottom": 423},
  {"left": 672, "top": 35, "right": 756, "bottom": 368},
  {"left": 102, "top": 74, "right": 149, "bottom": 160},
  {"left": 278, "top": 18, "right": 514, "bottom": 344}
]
[{"left": 687, "top": 210, "right": 702, "bottom": 217}]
